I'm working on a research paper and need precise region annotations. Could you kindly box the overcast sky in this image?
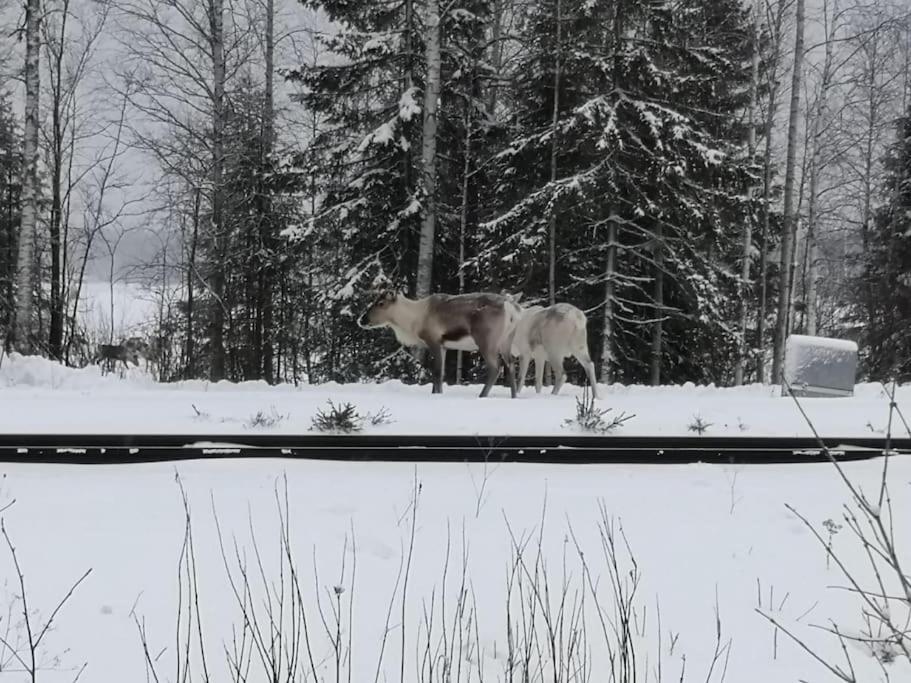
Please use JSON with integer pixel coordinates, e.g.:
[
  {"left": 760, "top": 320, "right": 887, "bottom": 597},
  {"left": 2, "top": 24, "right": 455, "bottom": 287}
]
[{"left": 0, "top": 0, "right": 324, "bottom": 283}]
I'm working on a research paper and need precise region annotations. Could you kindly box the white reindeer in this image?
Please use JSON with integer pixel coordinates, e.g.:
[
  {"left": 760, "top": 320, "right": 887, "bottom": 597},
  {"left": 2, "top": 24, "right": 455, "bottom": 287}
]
[{"left": 509, "top": 302, "right": 600, "bottom": 398}]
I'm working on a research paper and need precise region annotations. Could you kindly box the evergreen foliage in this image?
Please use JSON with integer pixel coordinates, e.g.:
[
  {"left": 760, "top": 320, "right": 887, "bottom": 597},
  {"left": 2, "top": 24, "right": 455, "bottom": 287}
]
[{"left": 860, "top": 106, "right": 911, "bottom": 380}]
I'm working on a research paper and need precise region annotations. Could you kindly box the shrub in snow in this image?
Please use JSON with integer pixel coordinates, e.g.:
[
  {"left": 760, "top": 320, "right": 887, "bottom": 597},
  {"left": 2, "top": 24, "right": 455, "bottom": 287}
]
[
  {"left": 309, "top": 400, "right": 393, "bottom": 433},
  {"left": 366, "top": 406, "right": 394, "bottom": 427},
  {"left": 563, "top": 387, "right": 633, "bottom": 434},
  {"left": 687, "top": 415, "right": 712, "bottom": 435},
  {"left": 245, "top": 407, "right": 288, "bottom": 429}
]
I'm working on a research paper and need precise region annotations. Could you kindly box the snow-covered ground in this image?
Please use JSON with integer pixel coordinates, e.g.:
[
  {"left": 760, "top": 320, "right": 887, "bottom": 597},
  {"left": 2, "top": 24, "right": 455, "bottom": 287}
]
[
  {"left": 1, "top": 354, "right": 910, "bottom": 681},
  {"left": 0, "top": 452, "right": 907, "bottom": 681},
  {"left": 0, "top": 355, "right": 911, "bottom": 683},
  {"left": 1, "top": 352, "right": 909, "bottom": 437}
]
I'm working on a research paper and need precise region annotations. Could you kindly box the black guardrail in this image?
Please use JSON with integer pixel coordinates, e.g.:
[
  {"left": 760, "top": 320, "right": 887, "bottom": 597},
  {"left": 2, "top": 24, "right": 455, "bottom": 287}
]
[{"left": 0, "top": 433, "right": 907, "bottom": 464}]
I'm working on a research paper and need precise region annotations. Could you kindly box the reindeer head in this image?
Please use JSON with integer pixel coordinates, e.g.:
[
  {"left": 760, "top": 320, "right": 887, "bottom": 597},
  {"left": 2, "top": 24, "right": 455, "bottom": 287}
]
[{"left": 358, "top": 289, "right": 403, "bottom": 329}]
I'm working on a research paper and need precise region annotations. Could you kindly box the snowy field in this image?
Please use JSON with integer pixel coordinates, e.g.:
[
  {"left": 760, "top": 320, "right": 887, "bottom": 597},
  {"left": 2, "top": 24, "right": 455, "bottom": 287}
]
[
  {"left": 0, "top": 451, "right": 907, "bottom": 681},
  {"left": 1, "top": 352, "right": 909, "bottom": 438}
]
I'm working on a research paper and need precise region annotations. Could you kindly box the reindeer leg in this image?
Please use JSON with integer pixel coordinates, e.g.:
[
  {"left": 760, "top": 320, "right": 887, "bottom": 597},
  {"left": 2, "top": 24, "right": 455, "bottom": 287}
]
[
  {"left": 503, "top": 353, "right": 517, "bottom": 398},
  {"left": 479, "top": 349, "right": 500, "bottom": 398},
  {"left": 517, "top": 355, "right": 530, "bottom": 395},
  {"left": 534, "top": 353, "right": 546, "bottom": 394},
  {"left": 574, "top": 349, "right": 600, "bottom": 399},
  {"left": 439, "top": 347, "right": 447, "bottom": 389},
  {"left": 427, "top": 343, "right": 444, "bottom": 394},
  {"left": 549, "top": 353, "right": 566, "bottom": 395}
]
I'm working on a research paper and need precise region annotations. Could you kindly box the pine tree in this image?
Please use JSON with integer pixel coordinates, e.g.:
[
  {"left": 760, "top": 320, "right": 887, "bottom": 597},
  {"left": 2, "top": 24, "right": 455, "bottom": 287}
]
[
  {"left": 478, "top": 0, "right": 760, "bottom": 384},
  {"left": 292, "top": 0, "right": 423, "bottom": 291},
  {"left": 861, "top": 106, "right": 911, "bottom": 380}
]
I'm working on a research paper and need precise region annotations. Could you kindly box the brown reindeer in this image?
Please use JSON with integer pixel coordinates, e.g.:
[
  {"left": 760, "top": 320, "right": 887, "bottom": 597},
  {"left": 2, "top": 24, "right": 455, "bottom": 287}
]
[{"left": 358, "top": 290, "right": 521, "bottom": 397}]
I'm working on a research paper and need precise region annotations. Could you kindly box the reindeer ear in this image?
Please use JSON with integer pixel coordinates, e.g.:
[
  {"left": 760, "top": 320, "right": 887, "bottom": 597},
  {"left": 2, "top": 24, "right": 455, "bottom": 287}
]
[{"left": 512, "top": 292, "right": 523, "bottom": 304}]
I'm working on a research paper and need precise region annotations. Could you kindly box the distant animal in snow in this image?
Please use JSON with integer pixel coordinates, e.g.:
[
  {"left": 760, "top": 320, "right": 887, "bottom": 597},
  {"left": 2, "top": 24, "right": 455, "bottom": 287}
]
[
  {"left": 358, "top": 290, "right": 522, "bottom": 398},
  {"left": 508, "top": 302, "right": 600, "bottom": 398},
  {"left": 94, "top": 337, "right": 149, "bottom": 375}
]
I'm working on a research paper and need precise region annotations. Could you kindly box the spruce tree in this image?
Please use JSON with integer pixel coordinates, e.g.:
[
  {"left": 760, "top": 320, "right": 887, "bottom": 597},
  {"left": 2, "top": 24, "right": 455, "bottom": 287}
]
[
  {"left": 477, "top": 0, "right": 761, "bottom": 384},
  {"left": 861, "top": 106, "right": 911, "bottom": 380},
  {"left": 289, "top": 0, "right": 495, "bottom": 384}
]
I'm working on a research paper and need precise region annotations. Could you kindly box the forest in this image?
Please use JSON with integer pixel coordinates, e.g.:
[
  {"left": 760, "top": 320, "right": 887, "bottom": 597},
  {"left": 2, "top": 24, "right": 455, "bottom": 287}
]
[{"left": 0, "top": 0, "right": 909, "bottom": 387}]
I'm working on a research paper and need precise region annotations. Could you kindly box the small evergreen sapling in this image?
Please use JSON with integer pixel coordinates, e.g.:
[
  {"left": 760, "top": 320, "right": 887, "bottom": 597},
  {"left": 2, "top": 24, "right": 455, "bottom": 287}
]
[
  {"left": 310, "top": 400, "right": 394, "bottom": 433},
  {"left": 563, "top": 386, "right": 633, "bottom": 434},
  {"left": 688, "top": 415, "right": 712, "bottom": 435}
]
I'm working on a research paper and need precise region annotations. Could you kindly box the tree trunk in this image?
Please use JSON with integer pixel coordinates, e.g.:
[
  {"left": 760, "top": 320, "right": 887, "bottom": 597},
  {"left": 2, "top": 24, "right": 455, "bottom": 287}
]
[
  {"left": 456, "top": 91, "right": 473, "bottom": 385},
  {"left": 208, "top": 0, "right": 227, "bottom": 380},
  {"left": 400, "top": 0, "right": 416, "bottom": 289},
  {"left": 259, "top": 0, "right": 275, "bottom": 382},
  {"left": 600, "top": 213, "right": 617, "bottom": 382},
  {"left": 756, "top": 0, "right": 786, "bottom": 384},
  {"left": 4, "top": 166, "right": 14, "bottom": 332},
  {"left": 47, "top": 0, "right": 71, "bottom": 360},
  {"left": 547, "top": 0, "right": 562, "bottom": 306},
  {"left": 771, "top": 0, "right": 805, "bottom": 384},
  {"left": 600, "top": 2, "right": 624, "bottom": 383},
  {"left": 415, "top": 0, "right": 442, "bottom": 298},
  {"left": 186, "top": 188, "right": 201, "bottom": 379},
  {"left": 13, "top": 0, "right": 41, "bottom": 354},
  {"left": 48, "top": 108, "right": 63, "bottom": 358},
  {"left": 804, "top": 3, "right": 835, "bottom": 338},
  {"left": 859, "top": 34, "right": 880, "bottom": 343},
  {"left": 650, "top": 225, "right": 664, "bottom": 386},
  {"left": 735, "top": 0, "right": 760, "bottom": 386},
  {"left": 487, "top": 0, "right": 504, "bottom": 115}
]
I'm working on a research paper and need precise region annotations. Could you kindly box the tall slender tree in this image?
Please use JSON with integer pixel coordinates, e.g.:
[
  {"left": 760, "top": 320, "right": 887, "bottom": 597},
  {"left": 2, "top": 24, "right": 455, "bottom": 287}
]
[
  {"left": 13, "top": 0, "right": 41, "bottom": 354},
  {"left": 734, "top": 0, "right": 761, "bottom": 386},
  {"left": 772, "top": 0, "right": 806, "bottom": 383}
]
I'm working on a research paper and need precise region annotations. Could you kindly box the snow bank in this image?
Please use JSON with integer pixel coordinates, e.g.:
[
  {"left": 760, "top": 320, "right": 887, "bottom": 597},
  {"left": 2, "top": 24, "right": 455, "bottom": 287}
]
[{"left": 1, "top": 353, "right": 909, "bottom": 437}]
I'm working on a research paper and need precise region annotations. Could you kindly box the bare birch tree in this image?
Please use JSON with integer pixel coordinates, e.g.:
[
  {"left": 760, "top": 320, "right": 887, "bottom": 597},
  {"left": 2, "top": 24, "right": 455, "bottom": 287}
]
[
  {"left": 801, "top": 0, "right": 853, "bottom": 336},
  {"left": 113, "top": 0, "right": 254, "bottom": 380},
  {"left": 771, "top": 0, "right": 806, "bottom": 384},
  {"left": 12, "top": 0, "right": 41, "bottom": 353},
  {"left": 756, "top": 0, "right": 788, "bottom": 383},
  {"left": 415, "top": 0, "right": 442, "bottom": 299}
]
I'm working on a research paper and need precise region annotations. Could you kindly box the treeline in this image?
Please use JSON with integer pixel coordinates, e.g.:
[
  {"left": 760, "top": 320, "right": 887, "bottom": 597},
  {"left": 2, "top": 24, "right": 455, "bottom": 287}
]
[{"left": 0, "top": 0, "right": 909, "bottom": 386}]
